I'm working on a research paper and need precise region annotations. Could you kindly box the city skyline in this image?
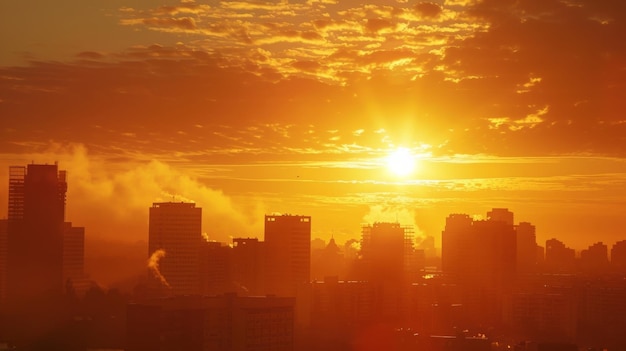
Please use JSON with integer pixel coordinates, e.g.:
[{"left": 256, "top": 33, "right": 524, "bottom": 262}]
[
  {"left": 2, "top": 0, "right": 626, "bottom": 250},
  {"left": 1, "top": 163, "right": 626, "bottom": 350},
  {"left": 2, "top": 1, "right": 626, "bottom": 349},
  {"left": 0, "top": 157, "right": 624, "bottom": 252}
]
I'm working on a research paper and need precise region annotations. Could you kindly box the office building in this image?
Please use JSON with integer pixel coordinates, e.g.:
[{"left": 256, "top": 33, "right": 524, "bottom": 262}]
[
  {"left": 7, "top": 164, "right": 67, "bottom": 302},
  {"left": 360, "top": 222, "right": 415, "bottom": 283},
  {"left": 545, "top": 238, "right": 576, "bottom": 273},
  {"left": 62, "top": 222, "right": 86, "bottom": 291},
  {"left": 200, "top": 241, "right": 232, "bottom": 296},
  {"left": 264, "top": 214, "right": 311, "bottom": 296},
  {"left": 441, "top": 209, "right": 517, "bottom": 328},
  {"left": 360, "top": 222, "right": 415, "bottom": 322},
  {"left": 441, "top": 213, "right": 473, "bottom": 276},
  {"left": 442, "top": 210, "right": 516, "bottom": 284},
  {"left": 0, "top": 219, "right": 6, "bottom": 310},
  {"left": 611, "top": 240, "right": 626, "bottom": 272},
  {"left": 148, "top": 202, "right": 202, "bottom": 296},
  {"left": 516, "top": 222, "right": 538, "bottom": 274},
  {"left": 580, "top": 242, "right": 609, "bottom": 273},
  {"left": 231, "top": 238, "right": 266, "bottom": 296},
  {"left": 2, "top": 163, "right": 87, "bottom": 348},
  {"left": 126, "top": 294, "right": 295, "bottom": 351},
  {"left": 310, "top": 277, "right": 374, "bottom": 336},
  {"left": 506, "top": 288, "right": 578, "bottom": 343},
  {"left": 487, "top": 208, "right": 514, "bottom": 225}
]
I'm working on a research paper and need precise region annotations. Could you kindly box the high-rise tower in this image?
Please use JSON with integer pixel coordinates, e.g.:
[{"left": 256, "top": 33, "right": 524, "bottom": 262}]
[
  {"left": 360, "top": 222, "right": 415, "bottom": 322},
  {"left": 148, "top": 202, "right": 202, "bottom": 296},
  {"left": 0, "top": 219, "right": 7, "bottom": 310},
  {"left": 7, "top": 164, "right": 67, "bottom": 302},
  {"left": 441, "top": 208, "right": 517, "bottom": 328},
  {"left": 360, "top": 222, "right": 414, "bottom": 283},
  {"left": 264, "top": 214, "right": 311, "bottom": 296},
  {"left": 516, "top": 221, "right": 538, "bottom": 274}
]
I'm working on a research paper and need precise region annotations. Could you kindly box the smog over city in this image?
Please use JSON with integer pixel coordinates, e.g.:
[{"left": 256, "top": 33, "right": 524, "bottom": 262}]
[{"left": 1, "top": 1, "right": 625, "bottom": 350}]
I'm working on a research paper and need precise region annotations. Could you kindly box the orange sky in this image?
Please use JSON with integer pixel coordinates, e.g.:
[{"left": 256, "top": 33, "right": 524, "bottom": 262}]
[{"left": 1, "top": 0, "right": 625, "bottom": 250}]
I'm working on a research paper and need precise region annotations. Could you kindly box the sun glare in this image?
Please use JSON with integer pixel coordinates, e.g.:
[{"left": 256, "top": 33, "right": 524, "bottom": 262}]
[{"left": 386, "top": 147, "right": 416, "bottom": 177}]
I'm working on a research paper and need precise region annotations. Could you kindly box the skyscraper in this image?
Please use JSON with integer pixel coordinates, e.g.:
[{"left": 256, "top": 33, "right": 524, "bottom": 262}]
[
  {"left": 0, "top": 219, "right": 7, "bottom": 310},
  {"left": 148, "top": 202, "right": 202, "bottom": 296},
  {"left": 360, "top": 222, "right": 415, "bottom": 322},
  {"left": 264, "top": 214, "right": 311, "bottom": 296},
  {"left": 442, "top": 209, "right": 516, "bottom": 283},
  {"left": 545, "top": 238, "right": 576, "bottom": 273},
  {"left": 360, "top": 222, "right": 414, "bottom": 284},
  {"left": 441, "top": 213, "right": 473, "bottom": 276},
  {"left": 7, "top": 164, "right": 67, "bottom": 302},
  {"left": 231, "top": 237, "right": 266, "bottom": 295},
  {"left": 580, "top": 242, "right": 609, "bottom": 273},
  {"left": 611, "top": 240, "right": 626, "bottom": 272},
  {"left": 441, "top": 208, "right": 517, "bottom": 328},
  {"left": 516, "top": 221, "right": 538, "bottom": 274},
  {"left": 3, "top": 163, "right": 86, "bottom": 348},
  {"left": 63, "top": 222, "right": 85, "bottom": 290},
  {"left": 487, "top": 208, "right": 514, "bottom": 225}
]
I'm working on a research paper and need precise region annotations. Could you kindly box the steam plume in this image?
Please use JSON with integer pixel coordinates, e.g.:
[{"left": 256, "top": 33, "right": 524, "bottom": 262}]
[{"left": 147, "top": 249, "right": 170, "bottom": 288}]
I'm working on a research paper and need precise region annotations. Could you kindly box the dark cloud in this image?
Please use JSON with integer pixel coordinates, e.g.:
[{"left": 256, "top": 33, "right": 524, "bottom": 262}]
[
  {"left": 414, "top": 2, "right": 443, "bottom": 18},
  {"left": 2, "top": 0, "right": 626, "bottom": 158},
  {"left": 292, "top": 60, "right": 322, "bottom": 72},
  {"left": 364, "top": 18, "right": 395, "bottom": 33}
]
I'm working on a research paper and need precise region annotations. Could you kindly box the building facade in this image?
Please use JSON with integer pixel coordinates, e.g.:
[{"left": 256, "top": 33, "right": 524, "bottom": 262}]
[
  {"left": 148, "top": 202, "right": 203, "bottom": 296},
  {"left": 264, "top": 214, "right": 311, "bottom": 296},
  {"left": 7, "top": 164, "right": 67, "bottom": 302},
  {"left": 127, "top": 294, "right": 295, "bottom": 351},
  {"left": 441, "top": 209, "right": 517, "bottom": 328}
]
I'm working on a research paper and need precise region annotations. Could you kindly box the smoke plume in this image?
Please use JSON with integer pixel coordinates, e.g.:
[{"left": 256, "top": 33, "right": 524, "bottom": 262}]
[{"left": 147, "top": 249, "right": 170, "bottom": 288}]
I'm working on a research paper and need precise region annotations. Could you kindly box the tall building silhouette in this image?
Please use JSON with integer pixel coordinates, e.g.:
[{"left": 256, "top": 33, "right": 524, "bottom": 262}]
[
  {"left": 62, "top": 222, "right": 85, "bottom": 289},
  {"left": 611, "top": 240, "right": 626, "bottom": 272},
  {"left": 148, "top": 202, "right": 202, "bottom": 296},
  {"left": 442, "top": 209, "right": 516, "bottom": 283},
  {"left": 231, "top": 238, "right": 266, "bottom": 295},
  {"left": 127, "top": 294, "right": 295, "bottom": 351},
  {"left": 441, "top": 208, "right": 517, "bottom": 328},
  {"left": 487, "top": 208, "right": 514, "bottom": 225},
  {"left": 360, "top": 222, "right": 415, "bottom": 283},
  {"left": 264, "top": 214, "right": 311, "bottom": 296},
  {"left": 7, "top": 164, "right": 67, "bottom": 302},
  {"left": 2, "top": 163, "right": 87, "bottom": 348},
  {"left": 516, "top": 221, "right": 538, "bottom": 274},
  {"left": 545, "top": 238, "right": 576, "bottom": 273},
  {"left": 200, "top": 241, "right": 232, "bottom": 295},
  {"left": 580, "top": 242, "right": 609, "bottom": 273},
  {"left": 360, "top": 222, "right": 415, "bottom": 322},
  {"left": 0, "top": 219, "right": 7, "bottom": 310},
  {"left": 441, "top": 213, "right": 473, "bottom": 276}
]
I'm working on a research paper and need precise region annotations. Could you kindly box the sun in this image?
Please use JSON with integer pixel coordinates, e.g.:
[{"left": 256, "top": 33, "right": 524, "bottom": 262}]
[{"left": 386, "top": 147, "right": 417, "bottom": 177}]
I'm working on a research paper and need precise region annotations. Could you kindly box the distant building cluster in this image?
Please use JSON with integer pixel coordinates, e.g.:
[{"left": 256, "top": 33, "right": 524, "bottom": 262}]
[
  {"left": 1, "top": 163, "right": 625, "bottom": 350},
  {"left": 0, "top": 164, "right": 88, "bottom": 348}
]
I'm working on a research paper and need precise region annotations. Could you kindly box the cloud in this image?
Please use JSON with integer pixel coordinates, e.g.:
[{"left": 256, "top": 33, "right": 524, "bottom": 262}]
[
  {"left": 0, "top": 143, "right": 266, "bottom": 242},
  {"left": 4, "top": 0, "right": 626, "bottom": 158},
  {"left": 414, "top": 2, "right": 443, "bottom": 18},
  {"left": 142, "top": 17, "right": 198, "bottom": 31},
  {"left": 364, "top": 18, "right": 395, "bottom": 33},
  {"left": 292, "top": 60, "right": 322, "bottom": 72}
]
